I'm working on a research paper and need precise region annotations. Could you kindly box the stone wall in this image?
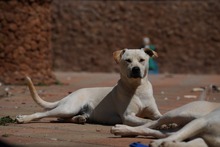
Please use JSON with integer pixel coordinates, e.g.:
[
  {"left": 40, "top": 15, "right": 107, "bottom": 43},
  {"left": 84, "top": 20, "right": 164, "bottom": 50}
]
[
  {"left": 51, "top": 0, "right": 220, "bottom": 74},
  {"left": 0, "top": 0, "right": 56, "bottom": 84}
]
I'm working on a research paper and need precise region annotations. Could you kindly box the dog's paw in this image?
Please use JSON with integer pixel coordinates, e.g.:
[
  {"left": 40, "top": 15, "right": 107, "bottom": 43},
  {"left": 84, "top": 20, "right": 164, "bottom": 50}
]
[
  {"left": 110, "top": 124, "right": 134, "bottom": 136},
  {"left": 72, "top": 115, "right": 86, "bottom": 124},
  {"left": 149, "top": 140, "right": 164, "bottom": 147},
  {"left": 158, "top": 124, "right": 169, "bottom": 130},
  {"left": 150, "top": 140, "right": 177, "bottom": 147},
  {"left": 150, "top": 141, "right": 179, "bottom": 147},
  {"left": 159, "top": 141, "right": 181, "bottom": 147},
  {"left": 168, "top": 123, "right": 178, "bottom": 129},
  {"left": 16, "top": 115, "right": 27, "bottom": 123},
  {"left": 158, "top": 123, "right": 178, "bottom": 130}
]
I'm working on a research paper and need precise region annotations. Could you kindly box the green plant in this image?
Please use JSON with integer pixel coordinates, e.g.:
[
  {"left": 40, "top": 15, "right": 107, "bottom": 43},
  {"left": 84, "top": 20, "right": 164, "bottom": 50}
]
[{"left": 0, "top": 116, "right": 16, "bottom": 126}]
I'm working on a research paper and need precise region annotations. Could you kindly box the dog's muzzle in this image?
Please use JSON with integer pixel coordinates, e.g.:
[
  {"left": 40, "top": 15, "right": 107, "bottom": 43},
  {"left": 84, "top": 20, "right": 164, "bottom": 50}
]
[{"left": 130, "top": 66, "right": 142, "bottom": 78}]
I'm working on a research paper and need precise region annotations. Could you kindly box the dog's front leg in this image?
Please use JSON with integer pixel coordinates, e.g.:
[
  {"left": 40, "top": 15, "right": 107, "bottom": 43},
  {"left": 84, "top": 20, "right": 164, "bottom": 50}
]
[
  {"left": 111, "top": 124, "right": 167, "bottom": 138},
  {"left": 122, "top": 113, "right": 153, "bottom": 126}
]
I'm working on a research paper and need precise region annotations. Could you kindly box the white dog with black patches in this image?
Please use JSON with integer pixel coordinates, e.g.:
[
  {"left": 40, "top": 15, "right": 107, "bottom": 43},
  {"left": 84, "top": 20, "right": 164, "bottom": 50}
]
[{"left": 16, "top": 48, "right": 161, "bottom": 126}]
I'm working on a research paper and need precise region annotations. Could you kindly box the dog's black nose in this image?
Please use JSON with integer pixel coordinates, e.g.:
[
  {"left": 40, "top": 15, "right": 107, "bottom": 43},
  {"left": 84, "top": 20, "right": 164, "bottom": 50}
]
[
  {"left": 131, "top": 66, "right": 141, "bottom": 78},
  {"left": 132, "top": 67, "right": 140, "bottom": 73}
]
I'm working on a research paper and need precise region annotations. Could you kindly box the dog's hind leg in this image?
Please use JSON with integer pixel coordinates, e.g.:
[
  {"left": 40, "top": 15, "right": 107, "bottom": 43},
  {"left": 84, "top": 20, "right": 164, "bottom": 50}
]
[
  {"left": 16, "top": 111, "right": 69, "bottom": 124},
  {"left": 16, "top": 104, "right": 82, "bottom": 123},
  {"left": 155, "top": 138, "right": 208, "bottom": 147},
  {"left": 68, "top": 104, "right": 94, "bottom": 124},
  {"left": 55, "top": 114, "right": 88, "bottom": 124},
  {"left": 16, "top": 112, "right": 53, "bottom": 123}
]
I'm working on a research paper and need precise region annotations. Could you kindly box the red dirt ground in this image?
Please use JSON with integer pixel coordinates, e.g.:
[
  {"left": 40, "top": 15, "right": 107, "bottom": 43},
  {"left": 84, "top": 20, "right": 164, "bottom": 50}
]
[{"left": 0, "top": 72, "right": 220, "bottom": 147}]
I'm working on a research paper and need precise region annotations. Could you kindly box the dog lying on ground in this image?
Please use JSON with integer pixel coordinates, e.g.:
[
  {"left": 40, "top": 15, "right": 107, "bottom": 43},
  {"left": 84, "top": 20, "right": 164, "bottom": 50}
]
[
  {"left": 111, "top": 85, "right": 220, "bottom": 147},
  {"left": 150, "top": 107, "right": 220, "bottom": 147},
  {"left": 16, "top": 48, "right": 162, "bottom": 126}
]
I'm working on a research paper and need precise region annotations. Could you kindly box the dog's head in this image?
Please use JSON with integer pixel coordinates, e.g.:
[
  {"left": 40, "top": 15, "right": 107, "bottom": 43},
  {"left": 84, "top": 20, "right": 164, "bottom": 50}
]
[{"left": 113, "top": 48, "right": 158, "bottom": 79}]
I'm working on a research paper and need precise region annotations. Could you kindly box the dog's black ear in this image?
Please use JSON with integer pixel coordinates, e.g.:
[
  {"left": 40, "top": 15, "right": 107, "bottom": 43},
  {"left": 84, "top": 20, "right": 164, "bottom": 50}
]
[
  {"left": 113, "top": 49, "right": 126, "bottom": 64},
  {"left": 143, "top": 48, "right": 158, "bottom": 58}
]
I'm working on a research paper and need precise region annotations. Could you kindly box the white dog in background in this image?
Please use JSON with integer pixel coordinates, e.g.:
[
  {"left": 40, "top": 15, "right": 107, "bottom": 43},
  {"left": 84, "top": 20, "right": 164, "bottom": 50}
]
[{"left": 111, "top": 86, "right": 220, "bottom": 147}]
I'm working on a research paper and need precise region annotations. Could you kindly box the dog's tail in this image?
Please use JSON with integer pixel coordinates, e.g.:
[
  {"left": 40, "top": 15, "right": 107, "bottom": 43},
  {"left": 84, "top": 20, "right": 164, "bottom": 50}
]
[{"left": 26, "top": 76, "right": 59, "bottom": 109}]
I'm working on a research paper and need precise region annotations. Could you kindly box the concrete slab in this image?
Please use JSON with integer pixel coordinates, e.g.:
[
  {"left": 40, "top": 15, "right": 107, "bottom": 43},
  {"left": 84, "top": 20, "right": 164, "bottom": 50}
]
[{"left": 1, "top": 72, "right": 220, "bottom": 147}]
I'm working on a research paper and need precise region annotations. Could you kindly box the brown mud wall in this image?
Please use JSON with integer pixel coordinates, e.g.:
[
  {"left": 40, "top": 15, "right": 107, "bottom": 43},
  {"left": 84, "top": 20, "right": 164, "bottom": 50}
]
[
  {"left": 52, "top": 0, "right": 220, "bottom": 74},
  {"left": 0, "top": 0, "right": 55, "bottom": 84},
  {"left": 1, "top": 1, "right": 220, "bottom": 85}
]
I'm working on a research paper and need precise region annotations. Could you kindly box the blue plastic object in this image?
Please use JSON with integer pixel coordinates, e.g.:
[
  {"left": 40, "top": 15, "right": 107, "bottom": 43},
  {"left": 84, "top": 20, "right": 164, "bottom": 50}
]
[{"left": 129, "top": 142, "right": 149, "bottom": 147}]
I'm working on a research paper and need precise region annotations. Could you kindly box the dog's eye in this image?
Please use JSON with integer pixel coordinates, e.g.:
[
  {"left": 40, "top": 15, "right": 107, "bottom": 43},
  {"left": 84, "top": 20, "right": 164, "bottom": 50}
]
[
  {"left": 125, "top": 59, "right": 132, "bottom": 63},
  {"left": 139, "top": 59, "right": 145, "bottom": 62}
]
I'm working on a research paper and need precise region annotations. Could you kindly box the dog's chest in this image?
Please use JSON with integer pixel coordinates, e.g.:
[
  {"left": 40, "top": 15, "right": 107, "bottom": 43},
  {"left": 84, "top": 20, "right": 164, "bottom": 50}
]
[
  {"left": 128, "top": 90, "right": 150, "bottom": 113},
  {"left": 134, "top": 87, "right": 151, "bottom": 106}
]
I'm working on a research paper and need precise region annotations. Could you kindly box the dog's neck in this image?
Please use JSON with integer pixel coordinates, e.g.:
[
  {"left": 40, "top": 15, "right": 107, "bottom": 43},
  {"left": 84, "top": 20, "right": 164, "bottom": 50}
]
[{"left": 119, "top": 74, "right": 148, "bottom": 90}]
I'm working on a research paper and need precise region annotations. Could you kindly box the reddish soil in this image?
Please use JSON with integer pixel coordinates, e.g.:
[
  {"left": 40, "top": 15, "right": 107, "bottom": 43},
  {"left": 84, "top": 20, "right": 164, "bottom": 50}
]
[{"left": 0, "top": 72, "right": 220, "bottom": 146}]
